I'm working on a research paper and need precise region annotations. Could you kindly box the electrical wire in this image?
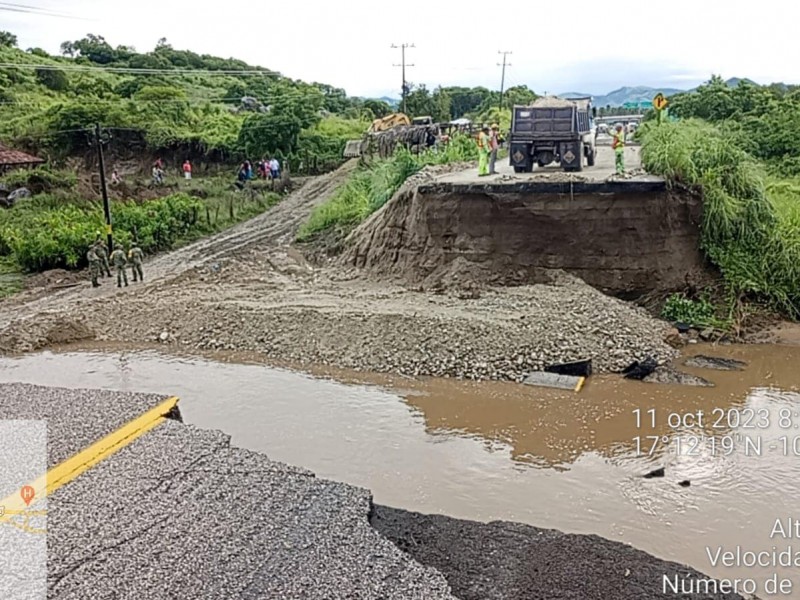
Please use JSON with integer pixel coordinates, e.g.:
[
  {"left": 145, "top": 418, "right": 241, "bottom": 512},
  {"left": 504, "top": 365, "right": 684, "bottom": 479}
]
[{"left": 0, "top": 2, "right": 90, "bottom": 20}]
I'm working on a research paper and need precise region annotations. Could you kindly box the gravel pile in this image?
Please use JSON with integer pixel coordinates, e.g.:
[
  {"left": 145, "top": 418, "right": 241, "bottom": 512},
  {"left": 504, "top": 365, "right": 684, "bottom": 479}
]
[{"left": 68, "top": 271, "right": 679, "bottom": 381}]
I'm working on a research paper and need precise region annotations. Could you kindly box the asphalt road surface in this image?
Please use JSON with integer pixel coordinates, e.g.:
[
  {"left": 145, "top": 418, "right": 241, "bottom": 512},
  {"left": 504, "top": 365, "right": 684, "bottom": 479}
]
[{"left": 436, "top": 144, "right": 656, "bottom": 184}]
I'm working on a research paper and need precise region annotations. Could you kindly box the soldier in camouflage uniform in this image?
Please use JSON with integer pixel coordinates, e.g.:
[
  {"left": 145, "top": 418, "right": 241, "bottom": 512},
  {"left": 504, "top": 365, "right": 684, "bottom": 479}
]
[
  {"left": 93, "top": 238, "right": 112, "bottom": 278},
  {"left": 109, "top": 246, "right": 129, "bottom": 288},
  {"left": 86, "top": 246, "right": 101, "bottom": 288},
  {"left": 128, "top": 243, "right": 144, "bottom": 282}
]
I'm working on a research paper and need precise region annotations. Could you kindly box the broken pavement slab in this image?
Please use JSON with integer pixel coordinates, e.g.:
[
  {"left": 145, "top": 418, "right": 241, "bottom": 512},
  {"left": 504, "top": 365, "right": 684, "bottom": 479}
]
[
  {"left": 522, "top": 371, "right": 586, "bottom": 392},
  {"left": 0, "top": 384, "right": 455, "bottom": 599},
  {"left": 684, "top": 355, "right": 748, "bottom": 371}
]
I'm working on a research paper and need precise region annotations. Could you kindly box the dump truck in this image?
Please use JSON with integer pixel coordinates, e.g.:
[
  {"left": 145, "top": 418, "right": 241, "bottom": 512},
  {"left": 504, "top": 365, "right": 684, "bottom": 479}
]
[{"left": 508, "top": 96, "right": 596, "bottom": 173}]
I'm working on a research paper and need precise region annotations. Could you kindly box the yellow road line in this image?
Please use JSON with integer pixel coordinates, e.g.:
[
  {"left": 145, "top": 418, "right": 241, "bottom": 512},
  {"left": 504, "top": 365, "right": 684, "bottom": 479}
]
[{"left": 0, "top": 396, "right": 179, "bottom": 523}]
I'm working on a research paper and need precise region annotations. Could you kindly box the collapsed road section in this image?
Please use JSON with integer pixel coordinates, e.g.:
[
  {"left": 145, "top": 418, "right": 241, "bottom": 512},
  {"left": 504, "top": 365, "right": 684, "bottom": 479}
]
[
  {"left": 342, "top": 172, "right": 712, "bottom": 298},
  {"left": 0, "top": 382, "right": 744, "bottom": 599}
]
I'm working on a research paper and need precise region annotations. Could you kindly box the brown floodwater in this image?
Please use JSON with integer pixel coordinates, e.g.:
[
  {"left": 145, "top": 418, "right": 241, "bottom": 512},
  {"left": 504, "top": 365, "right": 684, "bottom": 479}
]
[{"left": 1, "top": 343, "right": 799, "bottom": 596}]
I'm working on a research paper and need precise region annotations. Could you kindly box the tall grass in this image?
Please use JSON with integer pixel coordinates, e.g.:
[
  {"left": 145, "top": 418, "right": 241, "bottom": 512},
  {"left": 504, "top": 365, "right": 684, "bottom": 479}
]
[
  {"left": 640, "top": 120, "right": 800, "bottom": 318},
  {"left": 297, "top": 134, "right": 477, "bottom": 241}
]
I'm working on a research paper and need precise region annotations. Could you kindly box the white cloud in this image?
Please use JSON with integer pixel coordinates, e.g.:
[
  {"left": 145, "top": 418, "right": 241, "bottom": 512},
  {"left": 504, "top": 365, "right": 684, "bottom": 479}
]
[{"left": 4, "top": 0, "right": 798, "bottom": 97}]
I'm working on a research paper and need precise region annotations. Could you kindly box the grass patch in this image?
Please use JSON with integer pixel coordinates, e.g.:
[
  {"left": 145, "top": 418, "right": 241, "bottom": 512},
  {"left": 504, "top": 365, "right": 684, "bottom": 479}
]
[
  {"left": 0, "top": 257, "right": 23, "bottom": 299},
  {"left": 297, "top": 134, "right": 477, "bottom": 242},
  {"left": 640, "top": 120, "right": 800, "bottom": 319}
]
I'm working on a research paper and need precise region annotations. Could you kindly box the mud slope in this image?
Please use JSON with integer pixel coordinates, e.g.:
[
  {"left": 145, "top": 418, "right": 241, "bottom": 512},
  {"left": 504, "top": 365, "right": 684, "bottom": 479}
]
[{"left": 341, "top": 174, "right": 712, "bottom": 296}]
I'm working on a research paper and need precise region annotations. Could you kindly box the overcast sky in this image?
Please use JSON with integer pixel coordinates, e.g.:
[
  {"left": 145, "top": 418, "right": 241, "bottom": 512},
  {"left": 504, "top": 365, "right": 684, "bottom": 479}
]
[{"left": 2, "top": 0, "right": 797, "bottom": 98}]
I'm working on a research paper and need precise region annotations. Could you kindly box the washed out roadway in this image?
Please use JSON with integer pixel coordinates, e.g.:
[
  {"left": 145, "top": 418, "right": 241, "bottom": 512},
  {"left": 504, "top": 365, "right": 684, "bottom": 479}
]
[
  {"left": 0, "top": 383, "right": 454, "bottom": 600},
  {"left": 0, "top": 383, "right": 746, "bottom": 599}
]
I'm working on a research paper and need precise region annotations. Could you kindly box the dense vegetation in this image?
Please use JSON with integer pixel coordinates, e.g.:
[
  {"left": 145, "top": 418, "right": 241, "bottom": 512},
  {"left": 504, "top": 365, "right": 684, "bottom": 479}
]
[
  {"left": 0, "top": 32, "right": 373, "bottom": 168},
  {"left": 0, "top": 168, "right": 281, "bottom": 273},
  {"left": 298, "top": 135, "right": 478, "bottom": 242},
  {"left": 667, "top": 76, "right": 800, "bottom": 176},
  {"left": 641, "top": 78, "right": 800, "bottom": 320}
]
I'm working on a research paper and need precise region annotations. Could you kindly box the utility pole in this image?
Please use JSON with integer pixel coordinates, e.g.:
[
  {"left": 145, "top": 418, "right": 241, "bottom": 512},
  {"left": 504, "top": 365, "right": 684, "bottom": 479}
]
[
  {"left": 391, "top": 43, "right": 414, "bottom": 114},
  {"left": 92, "top": 123, "right": 113, "bottom": 253},
  {"left": 497, "top": 51, "right": 512, "bottom": 109}
]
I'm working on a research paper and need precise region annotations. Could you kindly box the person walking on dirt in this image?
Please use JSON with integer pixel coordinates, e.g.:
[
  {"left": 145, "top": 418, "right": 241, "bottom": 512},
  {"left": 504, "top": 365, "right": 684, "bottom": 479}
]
[
  {"left": 93, "top": 238, "right": 112, "bottom": 278},
  {"left": 110, "top": 246, "right": 129, "bottom": 288},
  {"left": 86, "top": 246, "right": 101, "bottom": 288},
  {"left": 269, "top": 157, "right": 280, "bottom": 179},
  {"left": 612, "top": 124, "right": 625, "bottom": 174},
  {"left": 128, "top": 243, "right": 144, "bottom": 283},
  {"left": 182, "top": 160, "right": 192, "bottom": 182},
  {"left": 489, "top": 124, "right": 500, "bottom": 175},
  {"left": 477, "top": 126, "right": 491, "bottom": 176}
]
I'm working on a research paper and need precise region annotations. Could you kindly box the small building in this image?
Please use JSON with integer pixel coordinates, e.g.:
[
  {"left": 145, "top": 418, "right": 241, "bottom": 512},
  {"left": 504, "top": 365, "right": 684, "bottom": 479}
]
[{"left": 0, "top": 144, "right": 45, "bottom": 175}]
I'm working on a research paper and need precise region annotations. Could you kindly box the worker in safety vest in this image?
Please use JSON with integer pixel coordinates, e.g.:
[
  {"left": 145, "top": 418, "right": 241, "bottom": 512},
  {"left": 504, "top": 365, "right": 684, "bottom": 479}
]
[
  {"left": 477, "top": 125, "right": 491, "bottom": 176},
  {"left": 611, "top": 124, "right": 625, "bottom": 174}
]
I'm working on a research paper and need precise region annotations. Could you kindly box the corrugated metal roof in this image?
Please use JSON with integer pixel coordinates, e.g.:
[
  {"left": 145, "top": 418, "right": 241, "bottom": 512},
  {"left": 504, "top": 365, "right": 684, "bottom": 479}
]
[{"left": 0, "top": 144, "right": 44, "bottom": 166}]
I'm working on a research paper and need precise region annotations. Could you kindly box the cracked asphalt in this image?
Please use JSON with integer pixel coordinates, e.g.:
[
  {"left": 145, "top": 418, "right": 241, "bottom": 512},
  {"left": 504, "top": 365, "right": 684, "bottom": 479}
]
[{"left": 0, "top": 383, "right": 455, "bottom": 600}]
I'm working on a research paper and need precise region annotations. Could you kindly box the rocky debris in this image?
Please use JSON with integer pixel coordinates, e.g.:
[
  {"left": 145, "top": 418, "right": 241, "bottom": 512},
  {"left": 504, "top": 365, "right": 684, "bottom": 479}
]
[
  {"left": 8, "top": 187, "right": 31, "bottom": 201},
  {"left": 62, "top": 274, "right": 680, "bottom": 381},
  {"left": 530, "top": 95, "right": 580, "bottom": 108},
  {"left": 0, "top": 315, "right": 94, "bottom": 353},
  {"left": 622, "top": 357, "right": 658, "bottom": 380},
  {"left": 643, "top": 467, "right": 666, "bottom": 479},
  {"left": 643, "top": 367, "right": 714, "bottom": 387},
  {"left": 684, "top": 355, "right": 747, "bottom": 371},
  {"left": 371, "top": 505, "right": 745, "bottom": 600}
]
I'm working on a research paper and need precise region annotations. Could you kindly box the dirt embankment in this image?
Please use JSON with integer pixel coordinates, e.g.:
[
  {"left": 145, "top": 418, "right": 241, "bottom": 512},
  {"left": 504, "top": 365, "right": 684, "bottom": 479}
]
[{"left": 340, "top": 175, "right": 713, "bottom": 298}]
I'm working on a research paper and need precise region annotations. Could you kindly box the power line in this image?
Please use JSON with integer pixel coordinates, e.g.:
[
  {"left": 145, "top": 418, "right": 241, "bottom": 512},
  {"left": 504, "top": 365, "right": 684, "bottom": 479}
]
[
  {"left": 497, "top": 51, "right": 512, "bottom": 109},
  {"left": 0, "top": 2, "right": 89, "bottom": 20},
  {"left": 391, "top": 43, "right": 414, "bottom": 114}
]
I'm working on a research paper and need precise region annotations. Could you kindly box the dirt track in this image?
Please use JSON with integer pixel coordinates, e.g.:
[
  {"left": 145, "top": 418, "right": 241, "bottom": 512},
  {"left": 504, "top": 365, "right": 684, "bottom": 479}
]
[{"left": 0, "top": 160, "right": 677, "bottom": 379}]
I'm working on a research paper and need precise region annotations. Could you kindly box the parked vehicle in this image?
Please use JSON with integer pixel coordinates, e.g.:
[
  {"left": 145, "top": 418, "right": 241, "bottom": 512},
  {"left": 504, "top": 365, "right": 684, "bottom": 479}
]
[{"left": 508, "top": 96, "right": 597, "bottom": 172}]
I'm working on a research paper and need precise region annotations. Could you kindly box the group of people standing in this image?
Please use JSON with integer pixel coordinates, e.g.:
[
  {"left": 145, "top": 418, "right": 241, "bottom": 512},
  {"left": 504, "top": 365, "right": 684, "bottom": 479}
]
[
  {"left": 476, "top": 124, "right": 503, "bottom": 176},
  {"left": 238, "top": 158, "right": 281, "bottom": 183},
  {"left": 86, "top": 237, "right": 144, "bottom": 289}
]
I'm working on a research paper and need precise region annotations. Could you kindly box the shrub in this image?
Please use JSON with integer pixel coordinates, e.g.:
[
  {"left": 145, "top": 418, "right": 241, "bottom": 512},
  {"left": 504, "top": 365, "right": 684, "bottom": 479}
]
[{"left": 640, "top": 120, "right": 800, "bottom": 318}]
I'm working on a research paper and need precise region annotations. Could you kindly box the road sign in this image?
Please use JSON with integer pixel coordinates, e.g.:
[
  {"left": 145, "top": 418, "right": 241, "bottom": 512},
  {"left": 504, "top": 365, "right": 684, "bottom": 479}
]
[{"left": 653, "top": 93, "right": 669, "bottom": 111}]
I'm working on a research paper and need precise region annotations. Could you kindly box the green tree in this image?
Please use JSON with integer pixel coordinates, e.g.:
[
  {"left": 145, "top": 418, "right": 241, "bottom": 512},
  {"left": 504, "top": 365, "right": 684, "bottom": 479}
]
[
  {"left": 442, "top": 86, "right": 492, "bottom": 118},
  {"left": 35, "top": 68, "right": 70, "bottom": 92},
  {"left": 404, "top": 84, "right": 450, "bottom": 121},
  {"left": 362, "top": 99, "right": 392, "bottom": 119},
  {"left": 71, "top": 34, "right": 118, "bottom": 64},
  {"left": 0, "top": 31, "right": 17, "bottom": 48}
]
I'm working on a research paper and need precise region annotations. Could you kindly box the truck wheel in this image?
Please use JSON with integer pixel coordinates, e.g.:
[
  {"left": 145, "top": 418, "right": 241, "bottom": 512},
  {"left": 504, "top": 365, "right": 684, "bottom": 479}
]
[
  {"left": 587, "top": 148, "right": 596, "bottom": 167},
  {"left": 571, "top": 144, "right": 584, "bottom": 172}
]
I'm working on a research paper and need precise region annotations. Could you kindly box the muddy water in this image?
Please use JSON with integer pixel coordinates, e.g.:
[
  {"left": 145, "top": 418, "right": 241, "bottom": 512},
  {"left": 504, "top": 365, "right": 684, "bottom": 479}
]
[{"left": 1, "top": 344, "right": 799, "bottom": 594}]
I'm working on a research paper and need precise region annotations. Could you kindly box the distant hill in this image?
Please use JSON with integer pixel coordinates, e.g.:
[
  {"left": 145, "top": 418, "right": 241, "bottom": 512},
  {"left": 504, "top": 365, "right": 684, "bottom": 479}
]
[
  {"left": 376, "top": 96, "right": 400, "bottom": 108},
  {"left": 561, "top": 86, "right": 684, "bottom": 107},
  {"left": 560, "top": 79, "right": 771, "bottom": 107}
]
